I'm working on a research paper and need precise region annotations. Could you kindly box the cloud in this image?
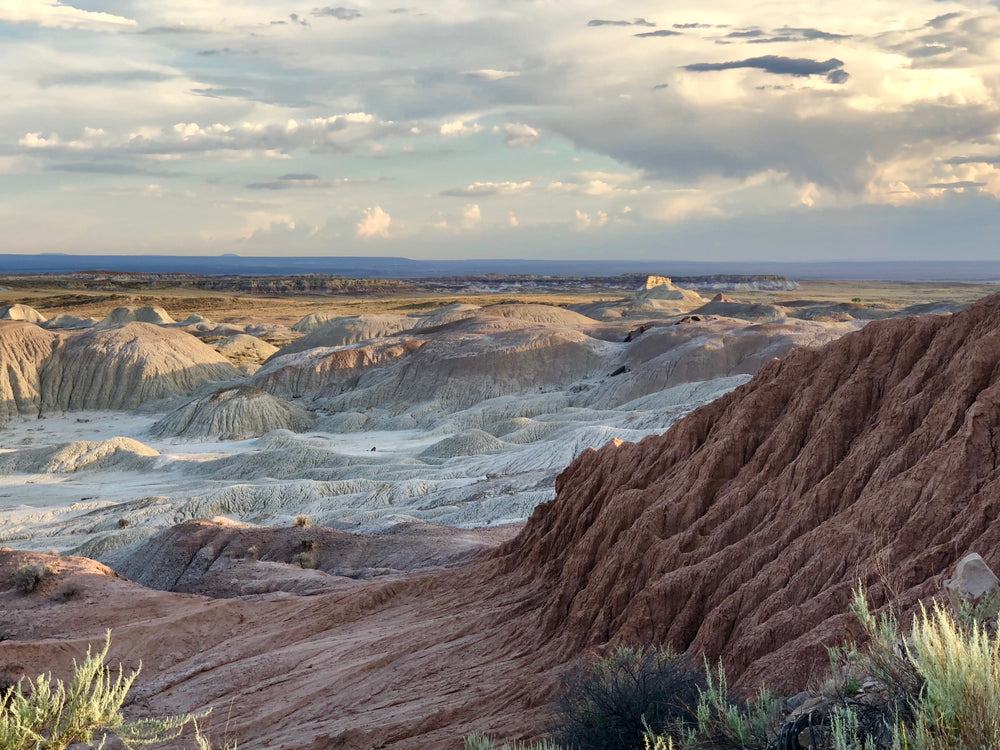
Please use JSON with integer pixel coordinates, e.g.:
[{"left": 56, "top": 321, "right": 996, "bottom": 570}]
[
  {"left": 48, "top": 163, "right": 183, "bottom": 177},
  {"left": 635, "top": 30, "right": 683, "bottom": 38},
  {"left": 496, "top": 123, "right": 540, "bottom": 148},
  {"left": 440, "top": 120, "right": 483, "bottom": 137},
  {"left": 925, "top": 181, "right": 986, "bottom": 189},
  {"left": 574, "top": 209, "right": 608, "bottom": 230},
  {"left": 683, "top": 55, "right": 849, "bottom": 83},
  {"left": 15, "top": 113, "right": 411, "bottom": 161},
  {"left": 750, "top": 26, "right": 851, "bottom": 43},
  {"left": 461, "top": 203, "right": 481, "bottom": 228},
  {"left": 246, "top": 174, "right": 381, "bottom": 190},
  {"left": 464, "top": 70, "right": 520, "bottom": 81},
  {"left": 547, "top": 171, "right": 645, "bottom": 197},
  {"left": 39, "top": 70, "right": 176, "bottom": 88},
  {"left": 440, "top": 181, "right": 531, "bottom": 197},
  {"left": 312, "top": 7, "right": 361, "bottom": 20},
  {"left": 356, "top": 205, "right": 391, "bottom": 238},
  {"left": 588, "top": 18, "right": 655, "bottom": 27},
  {"left": 0, "top": 1, "right": 136, "bottom": 30}
]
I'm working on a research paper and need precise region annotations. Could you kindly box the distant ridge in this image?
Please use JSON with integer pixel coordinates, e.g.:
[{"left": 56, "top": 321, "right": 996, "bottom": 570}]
[{"left": 2, "top": 255, "right": 1000, "bottom": 281}]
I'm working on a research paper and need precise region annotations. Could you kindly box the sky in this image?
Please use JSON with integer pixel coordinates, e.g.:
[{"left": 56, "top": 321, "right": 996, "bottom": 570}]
[{"left": 2, "top": 0, "right": 1000, "bottom": 260}]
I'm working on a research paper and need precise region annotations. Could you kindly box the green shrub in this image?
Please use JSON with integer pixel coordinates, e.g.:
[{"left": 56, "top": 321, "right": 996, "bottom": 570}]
[
  {"left": 0, "top": 631, "right": 218, "bottom": 749},
  {"left": 465, "top": 733, "right": 562, "bottom": 750},
  {"left": 292, "top": 552, "right": 315, "bottom": 569},
  {"left": 551, "top": 646, "right": 704, "bottom": 750},
  {"left": 12, "top": 563, "right": 47, "bottom": 594}
]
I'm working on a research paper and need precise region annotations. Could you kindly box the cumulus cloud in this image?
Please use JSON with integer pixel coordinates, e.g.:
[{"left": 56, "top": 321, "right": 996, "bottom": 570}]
[
  {"left": 356, "top": 206, "right": 391, "bottom": 238},
  {"left": 683, "top": 55, "right": 849, "bottom": 83},
  {"left": 574, "top": 209, "right": 608, "bottom": 230},
  {"left": 312, "top": 7, "right": 361, "bottom": 20},
  {"left": 461, "top": 203, "right": 481, "bottom": 228},
  {"left": 440, "top": 120, "right": 483, "bottom": 137},
  {"left": 441, "top": 181, "right": 531, "bottom": 197},
  {"left": 496, "top": 123, "right": 540, "bottom": 148},
  {"left": 15, "top": 113, "right": 410, "bottom": 161}
]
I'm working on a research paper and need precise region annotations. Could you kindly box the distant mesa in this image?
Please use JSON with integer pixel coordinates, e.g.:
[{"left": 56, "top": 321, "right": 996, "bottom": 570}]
[
  {"left": 150, "top": 385, "right": 314, "bottom": 441},
  {"left": 0, "top": 304, "right": 46, "bottom": 323},
  {"left": 637, "top": 275, "right": 708, "bottom": 305}
]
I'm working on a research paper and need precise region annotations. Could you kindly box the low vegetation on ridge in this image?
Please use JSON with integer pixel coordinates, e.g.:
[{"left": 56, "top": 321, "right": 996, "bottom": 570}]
[
  {"left": 0, "top": 632, "right": 234, "bottom": 750},
  {"left": 470, "top": 586, "right": 1000, "bottom": 750}
]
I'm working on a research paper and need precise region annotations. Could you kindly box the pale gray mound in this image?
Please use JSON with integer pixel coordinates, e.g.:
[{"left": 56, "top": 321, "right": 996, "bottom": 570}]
[
  {"left": 150, "top": 385, "right": 314, "bottom": 441},
  {"left": 0, "top": 322, "right": 59, "bottom": 424},
  {"left": 292, "top": 311, "right": 341, "bottom": 333},
  {"left": 271, "top": 314, "right": 412, "bottom": 360},
  {"left": 100, "top": 306, "right": 175, "bottom": 326},
  {"left": 40, "top": 323, "right": 240, "bottom": 411},
  {"left": 0, "top": 436, "right": 160, "bottom": 474},
  {"left": 412, "top": 303, "right": 481, "bottom": 327},
  {"left": 42, "top": 314, "right": 98, "bottom": 330},
  {"left": 693, "top": 299, "right": 786, "bottom": 323},
  {"left": 213, "top": 333, "right": 279, "bottom": 366},
  {"left": 177, "top": 314, "right": 210, "bottom": 326},
  {"left": 0, "top": 304, "right": 47, "bottom": 323},
  {"left": 243, "top": 324, "right": 301, "bottom": 346},
  {"left": 476, "top": 303, "right": 597, "bottom": 327},
  {"left": 417, "top": 429, "right": 509, "bottom": 460},
  {"left": 294, "top": 323, "right": 612, "bottom": 416}
]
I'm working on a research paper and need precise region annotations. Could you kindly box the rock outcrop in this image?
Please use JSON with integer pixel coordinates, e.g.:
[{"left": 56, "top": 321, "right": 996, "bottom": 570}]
[{"left": 499, "top": 292, "right": 1000, "bottom": 690}]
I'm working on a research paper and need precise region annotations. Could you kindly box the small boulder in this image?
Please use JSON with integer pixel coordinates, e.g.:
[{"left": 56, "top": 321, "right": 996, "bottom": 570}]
[{"left": 945, "top": 553, "right": 1000, "bottom": 619}]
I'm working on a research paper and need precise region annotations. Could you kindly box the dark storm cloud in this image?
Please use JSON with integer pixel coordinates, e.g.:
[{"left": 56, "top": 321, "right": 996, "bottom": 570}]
[
  {"left": 312, "top": 7, "right": 362, "bottom": 20},
  {"left": 926, "top": 181, "right": 986, "bottom": 189},
  {"left": 587, "top": 18, "right": 655, "bottom": 27},
  {"left": 684, "top": 55, "right": 848, "bottom": 83},
  {"left": 635, "top": 29, "right": 683, "bottom": 38}
]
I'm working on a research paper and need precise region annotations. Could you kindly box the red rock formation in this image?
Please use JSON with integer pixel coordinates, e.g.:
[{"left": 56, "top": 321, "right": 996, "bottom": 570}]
[{"left": 501, "top": 293, "right": 1000, "bottom": 688}]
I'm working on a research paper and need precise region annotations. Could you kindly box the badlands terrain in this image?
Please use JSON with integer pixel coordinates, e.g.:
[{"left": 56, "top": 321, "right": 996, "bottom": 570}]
[{"left": 0, "top": 274, "right": 998, "bottom": 748}]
